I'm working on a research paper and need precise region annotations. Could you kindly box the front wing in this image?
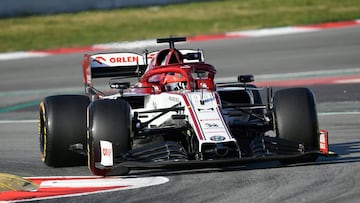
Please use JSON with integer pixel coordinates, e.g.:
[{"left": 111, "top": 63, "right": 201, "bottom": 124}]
[
  {"left": 104, "top": 151, "right": 337, "bottom": 173},
  {"left": 96, "top": 131, "right": 336, "bottom": 173}
]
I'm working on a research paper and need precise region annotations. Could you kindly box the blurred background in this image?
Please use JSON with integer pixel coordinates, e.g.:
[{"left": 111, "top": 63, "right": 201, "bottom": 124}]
[
  {"left": 1, "top": 0, "right": 359, "bottom": 52},
  {"left": 0, "top": 0, "right": 201, "bottom": 18}
]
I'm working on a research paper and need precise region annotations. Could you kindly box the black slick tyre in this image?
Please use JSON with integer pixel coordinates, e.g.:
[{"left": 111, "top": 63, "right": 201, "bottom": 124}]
[
  {"left": 273, "top": 88, "right": 319, "bottom": 163},
  {"left": 87, "top": 99, "right": 131, "bottom": 176},
  {"left": 39, "top": 95, "right": 90, "bottom": 167}
]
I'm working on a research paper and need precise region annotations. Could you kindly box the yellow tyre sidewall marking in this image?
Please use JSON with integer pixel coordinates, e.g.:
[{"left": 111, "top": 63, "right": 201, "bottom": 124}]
[{"left": 39, "top": 101, "right": 47, "bottom": 162}]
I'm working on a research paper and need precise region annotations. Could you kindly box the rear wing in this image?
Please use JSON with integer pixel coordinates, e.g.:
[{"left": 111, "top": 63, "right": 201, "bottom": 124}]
[
  {"left": 82, "top": 52, "right": 146, "bottom": 86},
  {"left": 146, "top": 49, "right": 205, "bottom": 64}
]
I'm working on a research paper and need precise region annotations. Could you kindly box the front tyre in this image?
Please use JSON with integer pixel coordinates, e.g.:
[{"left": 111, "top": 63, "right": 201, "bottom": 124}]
[
  {"left": 39, "top": 95, "right": 90, "bottom": 167},
  {"left": 87, "top": 99, "right": 131, "bottom": 176},
  {"left": 273, "top": 88, "right": 319, "bottom": 163}
]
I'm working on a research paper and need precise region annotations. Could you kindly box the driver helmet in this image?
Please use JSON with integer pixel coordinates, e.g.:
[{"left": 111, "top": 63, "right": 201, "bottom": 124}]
[{"left": 163, "top": 72, "right": 187, "bottom": 91}]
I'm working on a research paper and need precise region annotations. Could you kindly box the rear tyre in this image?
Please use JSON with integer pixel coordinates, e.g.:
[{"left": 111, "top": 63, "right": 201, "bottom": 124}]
[
  {"left": 87, "top": 99, "right": 131, "bottom": 176},
  {"left": 273, "top": 88, "right": 319, "bottom": 163},
  {"left": 39, "top": 95, "right": 90, "bottom": 167}
]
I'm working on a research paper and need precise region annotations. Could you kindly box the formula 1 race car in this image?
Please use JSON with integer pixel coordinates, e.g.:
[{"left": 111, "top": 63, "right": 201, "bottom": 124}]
[{"left": 39, "top": 37, "right": 332, "bottom": 176}]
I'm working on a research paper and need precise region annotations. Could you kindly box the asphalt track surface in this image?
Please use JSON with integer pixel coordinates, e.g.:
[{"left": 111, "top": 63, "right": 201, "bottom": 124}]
[{"left": 1, "top": 26, "right": 360, "bottom": 202}]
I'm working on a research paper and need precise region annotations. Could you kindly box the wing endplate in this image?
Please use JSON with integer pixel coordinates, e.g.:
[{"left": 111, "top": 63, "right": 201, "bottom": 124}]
[{"left": 82, "top": 52, "right": 146, "bottom": 86}]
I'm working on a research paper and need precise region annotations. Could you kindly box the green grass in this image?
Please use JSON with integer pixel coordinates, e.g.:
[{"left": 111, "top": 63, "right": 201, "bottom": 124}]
[{"left": 0, "top": 0, "right": 359, "bottom": 52}]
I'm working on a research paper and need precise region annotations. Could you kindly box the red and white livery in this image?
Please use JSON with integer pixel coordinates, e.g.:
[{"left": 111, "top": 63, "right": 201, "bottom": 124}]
[{"left": 39, "top": 37, "right": 334, "bottom": 176}]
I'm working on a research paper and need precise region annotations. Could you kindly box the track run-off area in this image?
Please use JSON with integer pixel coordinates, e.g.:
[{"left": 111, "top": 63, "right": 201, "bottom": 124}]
[{"left": 0, "top": 22, "right": 360, "bottom": 202}]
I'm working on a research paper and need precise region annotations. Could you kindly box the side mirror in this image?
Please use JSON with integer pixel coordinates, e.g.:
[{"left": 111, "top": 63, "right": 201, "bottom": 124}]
[{"left": 238, "top": 75, "right": 254, "bottom": 83}]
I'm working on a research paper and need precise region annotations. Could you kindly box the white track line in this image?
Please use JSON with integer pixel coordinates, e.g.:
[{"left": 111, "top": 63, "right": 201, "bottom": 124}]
[
  {"left": 0, "top": 52, "right": 49, "bottom": 60},
  {"left": 215, "top": 67, "right": 360, "bottom": 83},
  {"left": 318, "top": 112, "right": 360, "bottom": 116},
  {"left": 0, "top": 120, "right": 38, "bottom": 124}
]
